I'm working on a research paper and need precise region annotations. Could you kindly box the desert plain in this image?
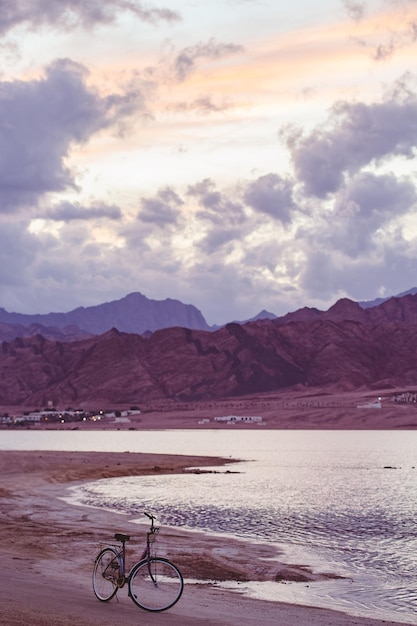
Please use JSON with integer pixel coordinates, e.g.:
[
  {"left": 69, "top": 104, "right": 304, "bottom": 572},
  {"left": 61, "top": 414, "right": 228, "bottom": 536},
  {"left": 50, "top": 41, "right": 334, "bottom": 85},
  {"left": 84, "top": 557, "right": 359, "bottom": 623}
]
[{"left": 2, "top": 386, "right": 417, "bottom": 430}]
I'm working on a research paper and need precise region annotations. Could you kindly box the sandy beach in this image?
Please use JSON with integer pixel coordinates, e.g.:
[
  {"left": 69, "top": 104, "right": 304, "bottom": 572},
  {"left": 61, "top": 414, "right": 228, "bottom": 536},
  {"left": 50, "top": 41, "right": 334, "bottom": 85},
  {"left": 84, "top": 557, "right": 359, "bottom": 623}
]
[{"left": 0, "top": 449, "right": 413, "bottom": 626}]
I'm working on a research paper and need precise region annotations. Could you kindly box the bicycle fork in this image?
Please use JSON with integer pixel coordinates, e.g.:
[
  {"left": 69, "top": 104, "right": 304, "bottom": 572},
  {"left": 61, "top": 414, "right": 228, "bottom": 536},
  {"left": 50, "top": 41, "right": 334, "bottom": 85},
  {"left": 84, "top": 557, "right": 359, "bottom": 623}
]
[
  {"left": 140, "top": 535, "right": 158, "bottom": 587},
  {"left": 146, "top": 558, "right": 158, "bottom": 587}
]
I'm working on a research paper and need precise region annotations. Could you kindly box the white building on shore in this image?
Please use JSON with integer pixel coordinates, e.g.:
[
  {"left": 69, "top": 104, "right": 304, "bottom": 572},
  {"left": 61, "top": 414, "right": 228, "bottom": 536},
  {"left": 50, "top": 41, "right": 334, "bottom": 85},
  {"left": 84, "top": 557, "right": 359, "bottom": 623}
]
[
  {"left": 214, "top": 415, "right": 263, "bottom": 423},
  {"left": 357, "top": 398, "right": 382, "bottom": 409}
]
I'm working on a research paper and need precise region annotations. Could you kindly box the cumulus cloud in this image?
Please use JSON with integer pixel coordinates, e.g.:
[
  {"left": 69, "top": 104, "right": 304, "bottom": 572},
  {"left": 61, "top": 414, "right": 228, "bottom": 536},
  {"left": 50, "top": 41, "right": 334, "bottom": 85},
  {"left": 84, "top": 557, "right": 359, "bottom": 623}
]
[
  {"left": 197, "top": 226, "right": 242, "bottom": 255},
  {"left": 298, "top": 240, "right": 416, "bottom": 307},
  {"left": 243, "top": 173, "right": 297, "bottom": 223},
  {"left": 0, "top": 0, "right": 180, "bottom": 35},
  {"left": 286, "top": 165, "right": 417, "bottom": 309},
  {"left": 186, "top": 178, "right": 248, "bottom": 254},
  {"left": 3, "top": 0, "right": 417, "bottom": 323},
  {"left": 329, "top": 172, "right": 416, "bottom": 256},
  {"left": 188, "top": 178, "right": 245, "bottom": 223},
  {"left": 187, "top": 178, "right": 223, "bottom": 212},
  {"left": 177, "top": 175, "right": 298, "bottom": 263},
  {"left": 0, "top": 58, "right": 146, "bottom": 213},
  {"left": 0, "top": 215, "right": 142, "bottom": 314},
  {"left": 173, "top": 38, "right": 244, "bottom": 81},
  {"left": 45, "top": 201, "right": 122, "bottom": 221},
  {"left": 335, "top": 171, "right": 416, "bottom": 220},
  {"left": 0, "top": 221, "right": 40, "bottom": 289},
  {"left": 138, "top": 186, "right": 184, "bottom": 226},
  {"left": 282, "top": 77, "right": 417, "bottom": 197}
]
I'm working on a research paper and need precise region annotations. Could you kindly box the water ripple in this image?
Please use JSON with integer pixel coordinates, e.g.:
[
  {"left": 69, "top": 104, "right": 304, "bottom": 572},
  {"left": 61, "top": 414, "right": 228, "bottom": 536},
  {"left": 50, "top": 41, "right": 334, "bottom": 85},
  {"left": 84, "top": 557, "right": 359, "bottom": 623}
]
[{"left": 67, "top": 431, "right": 417, "bottom": 622}]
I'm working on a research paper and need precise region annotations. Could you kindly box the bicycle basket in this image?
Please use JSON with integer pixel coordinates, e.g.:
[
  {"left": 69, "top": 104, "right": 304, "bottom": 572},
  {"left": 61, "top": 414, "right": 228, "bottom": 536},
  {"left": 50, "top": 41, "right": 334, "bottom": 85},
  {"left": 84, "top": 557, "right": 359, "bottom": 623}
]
[{"left": 148, "top": 527, "right": 159, "bottom": 543}]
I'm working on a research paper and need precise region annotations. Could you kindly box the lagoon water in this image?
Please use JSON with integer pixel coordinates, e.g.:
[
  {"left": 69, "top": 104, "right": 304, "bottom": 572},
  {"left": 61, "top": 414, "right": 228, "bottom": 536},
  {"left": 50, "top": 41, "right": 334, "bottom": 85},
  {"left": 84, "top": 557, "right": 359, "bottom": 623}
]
[{"left": 1, "top": 429, "right": 417, "bottom": 623}]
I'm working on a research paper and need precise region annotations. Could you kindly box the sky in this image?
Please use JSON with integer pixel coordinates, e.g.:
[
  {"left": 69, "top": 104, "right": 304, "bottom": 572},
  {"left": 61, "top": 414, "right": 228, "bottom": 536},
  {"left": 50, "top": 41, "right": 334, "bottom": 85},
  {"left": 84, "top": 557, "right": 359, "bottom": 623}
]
[{"left": 1, "top": 0, "right": 417, "bottom": 325}]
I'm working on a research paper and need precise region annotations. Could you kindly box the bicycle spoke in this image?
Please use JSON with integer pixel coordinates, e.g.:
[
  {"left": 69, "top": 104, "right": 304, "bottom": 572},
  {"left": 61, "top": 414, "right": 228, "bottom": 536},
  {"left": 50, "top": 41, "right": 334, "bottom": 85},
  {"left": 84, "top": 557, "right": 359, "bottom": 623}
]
[
  {"left": 92, "top": 548, "right": 120, "bottom": 602},
  {"left": 128, "top": 558, "right": 183, "bottom": 612}
]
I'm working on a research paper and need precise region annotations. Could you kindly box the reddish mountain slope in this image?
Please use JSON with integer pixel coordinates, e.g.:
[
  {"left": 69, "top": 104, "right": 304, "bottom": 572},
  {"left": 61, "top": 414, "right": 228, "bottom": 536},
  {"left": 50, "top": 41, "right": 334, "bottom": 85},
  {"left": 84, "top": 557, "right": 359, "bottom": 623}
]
[{"left": 1, "top": 294, "right": 417, "bottom": 406}]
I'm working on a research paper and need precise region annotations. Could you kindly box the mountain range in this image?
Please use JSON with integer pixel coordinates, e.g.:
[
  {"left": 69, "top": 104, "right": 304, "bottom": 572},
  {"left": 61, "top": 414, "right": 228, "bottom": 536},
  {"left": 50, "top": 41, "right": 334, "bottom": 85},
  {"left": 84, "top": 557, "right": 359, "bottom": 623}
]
[
  {"left": 1, "top": 287, "right": 413, "bottom": 343},
  {"left": 1, "top": 291, "right": 417, "bottom": 407}
]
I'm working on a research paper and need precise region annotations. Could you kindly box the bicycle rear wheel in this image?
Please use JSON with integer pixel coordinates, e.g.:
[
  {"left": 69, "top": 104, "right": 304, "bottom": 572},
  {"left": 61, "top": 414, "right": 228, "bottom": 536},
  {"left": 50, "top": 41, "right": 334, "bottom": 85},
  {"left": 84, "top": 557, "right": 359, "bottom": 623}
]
[
  {"left": 128, "top": 557, "right": 183, "bottom": 611},
  {"left": 92, "top": 547, "right": 120, "bottom": 601}
]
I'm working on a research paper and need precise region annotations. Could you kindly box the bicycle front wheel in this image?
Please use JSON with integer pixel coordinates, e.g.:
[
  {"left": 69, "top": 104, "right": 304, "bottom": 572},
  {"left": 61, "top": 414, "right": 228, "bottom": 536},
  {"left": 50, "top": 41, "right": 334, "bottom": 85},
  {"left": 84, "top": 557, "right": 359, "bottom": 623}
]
[
  {"left": 128, "top": 557, "right": 183, "bottom": 611},
  {"left": 92, "top": 547, "right": 120, "bottom": 602}
]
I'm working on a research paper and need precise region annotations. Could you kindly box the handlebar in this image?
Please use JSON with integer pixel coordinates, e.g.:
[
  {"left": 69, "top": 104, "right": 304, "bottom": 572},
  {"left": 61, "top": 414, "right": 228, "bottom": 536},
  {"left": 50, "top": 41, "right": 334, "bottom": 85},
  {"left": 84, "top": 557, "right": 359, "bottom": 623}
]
[{"left": 144, "top": 511, "right": 158, "bottom": 531}]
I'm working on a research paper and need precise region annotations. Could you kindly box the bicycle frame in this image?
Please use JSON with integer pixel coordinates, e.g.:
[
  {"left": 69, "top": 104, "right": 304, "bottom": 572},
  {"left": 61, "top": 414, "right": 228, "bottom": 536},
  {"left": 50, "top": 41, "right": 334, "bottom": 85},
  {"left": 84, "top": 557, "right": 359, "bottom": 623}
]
[
  {"left": 113, "top": 513, "right": 159, "bottom": 587},
  {"left": 93, "top": 511, "right": 184, "bottom": 611}
]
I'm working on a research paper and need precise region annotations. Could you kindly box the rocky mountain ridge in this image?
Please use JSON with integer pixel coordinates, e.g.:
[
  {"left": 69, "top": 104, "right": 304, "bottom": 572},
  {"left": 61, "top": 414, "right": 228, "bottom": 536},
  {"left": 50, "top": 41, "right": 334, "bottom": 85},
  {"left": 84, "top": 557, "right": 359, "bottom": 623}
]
[
  {"left": 1, "top": 293, "right": 417, "bottom": 407},
  {"left": 1, "top": 288, "right": 416, "bottom": 342},
  {"left": 0, "top": 292, "right": 211, "bottom": 340}
]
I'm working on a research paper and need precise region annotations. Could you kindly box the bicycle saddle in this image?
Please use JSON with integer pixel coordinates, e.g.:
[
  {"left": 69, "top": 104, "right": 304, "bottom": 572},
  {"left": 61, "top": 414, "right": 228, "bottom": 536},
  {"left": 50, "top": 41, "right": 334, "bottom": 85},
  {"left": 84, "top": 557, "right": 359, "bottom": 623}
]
[{"left": 114, "top": 533, "right": 130, "bottom": 542}]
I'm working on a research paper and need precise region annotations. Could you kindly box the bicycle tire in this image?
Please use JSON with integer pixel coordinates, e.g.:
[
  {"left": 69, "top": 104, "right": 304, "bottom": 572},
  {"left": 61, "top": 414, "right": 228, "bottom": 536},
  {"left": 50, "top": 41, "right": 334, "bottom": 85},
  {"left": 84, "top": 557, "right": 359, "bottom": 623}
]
[
  {"left": 92, "top": 547, "right": 121, "bottom": 602},
  {"left": 128, "top": 557, "right": 183, "bottom": 612}
]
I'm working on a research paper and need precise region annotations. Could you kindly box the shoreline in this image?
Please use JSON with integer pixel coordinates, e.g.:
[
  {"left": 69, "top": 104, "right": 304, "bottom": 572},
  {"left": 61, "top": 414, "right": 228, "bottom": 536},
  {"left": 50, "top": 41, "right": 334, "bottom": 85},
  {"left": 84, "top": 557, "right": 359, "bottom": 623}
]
[{"left": 0, "top": 450, "right": 413, "bottom": 626}]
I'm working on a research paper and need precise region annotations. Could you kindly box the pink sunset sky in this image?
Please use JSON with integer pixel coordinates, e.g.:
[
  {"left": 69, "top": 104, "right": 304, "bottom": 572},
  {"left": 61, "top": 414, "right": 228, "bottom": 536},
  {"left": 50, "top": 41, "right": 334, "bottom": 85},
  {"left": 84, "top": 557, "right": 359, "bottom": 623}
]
[{"left": 1, "top": 0, "right": 417, "bottom": 324}]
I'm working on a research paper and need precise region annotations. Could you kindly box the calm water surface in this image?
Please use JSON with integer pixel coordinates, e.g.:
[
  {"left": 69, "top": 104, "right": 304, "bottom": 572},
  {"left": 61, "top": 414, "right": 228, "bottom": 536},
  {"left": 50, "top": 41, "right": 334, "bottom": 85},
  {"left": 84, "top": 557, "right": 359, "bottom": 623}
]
[{"left": 1, "top": 429, "right": 416, "bottom": 623}]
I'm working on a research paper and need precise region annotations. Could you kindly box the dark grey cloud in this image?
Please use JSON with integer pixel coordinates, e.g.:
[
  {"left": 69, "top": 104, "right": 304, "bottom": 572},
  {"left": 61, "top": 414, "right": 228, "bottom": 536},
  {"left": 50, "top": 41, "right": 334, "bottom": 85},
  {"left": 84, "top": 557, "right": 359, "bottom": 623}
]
[
  {"left": 187, "top": 178, "right": 222, "bottom": 212},
  {"left": 0, "top": 216, "right": 141, "bottom": 314},
  {"left": 173, "top": 38, "right": 244, "bottom": 81},
  {"left": 187, "top": 178, "right": 247, "bottom": 253},
  {"left": 182, "top": 167, "right": 417, "bottom": 314},
  {"left": 197, "top": 227, "right": 242, "bottom": 254},
  {"left": 297, "top": 247, "right": 347, "bottom": 301},
  {"left": 288, "top": 170, "right": 417, "bottom": 312},
  {"left": 138, "top": 186, "right": 183, "bottom": 226},
  {"left": 188, "top": 178, "right": 245, "bottom": 224},
  {"left": 335, "top": 171, "right": 416, "bottom": 219},
  {"left": 330, "top": 172, "right": 416, "bottom": 256},
  {"left": 243, "top": 173, "right": 297, "bottom": 223},
  {"left": 298, "top": 241, "right": 416, "bottom": 307},
  {"left": 282, "top": 78, "right": 417, "bottom": 197},
  {"left": 0, "top": 221, "right": 40, "bottom": 288},
  {"left": 45, "top": 201, "right": 122, "bottom": 221},
  {"left": 0, "top": 0, "right": 179, "bottom": 35},
  {"left": 0, "top": 58, "right": 145, "bottom": 213}
]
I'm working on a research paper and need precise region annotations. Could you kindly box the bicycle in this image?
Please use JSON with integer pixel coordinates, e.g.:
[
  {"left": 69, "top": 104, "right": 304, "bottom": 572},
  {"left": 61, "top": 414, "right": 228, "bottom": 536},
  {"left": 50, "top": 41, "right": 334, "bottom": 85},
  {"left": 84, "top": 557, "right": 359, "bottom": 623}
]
[{"left": 92, "top": 512, "right": 184, "bottom": 612}]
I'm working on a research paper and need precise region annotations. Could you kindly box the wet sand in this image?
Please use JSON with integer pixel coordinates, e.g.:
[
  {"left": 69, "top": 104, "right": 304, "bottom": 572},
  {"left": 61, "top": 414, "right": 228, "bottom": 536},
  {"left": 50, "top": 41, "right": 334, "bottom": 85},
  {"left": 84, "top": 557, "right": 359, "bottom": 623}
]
[{"left": 0, "top": 450, "right": 413, "bottom": 626}]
